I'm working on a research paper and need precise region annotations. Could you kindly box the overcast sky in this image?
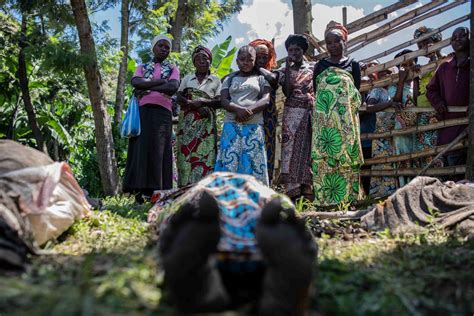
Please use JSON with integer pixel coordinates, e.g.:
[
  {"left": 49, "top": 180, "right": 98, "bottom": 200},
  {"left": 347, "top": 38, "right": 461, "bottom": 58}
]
[{"left": 93, "top": 0, "right": 471, "bottom": 68}]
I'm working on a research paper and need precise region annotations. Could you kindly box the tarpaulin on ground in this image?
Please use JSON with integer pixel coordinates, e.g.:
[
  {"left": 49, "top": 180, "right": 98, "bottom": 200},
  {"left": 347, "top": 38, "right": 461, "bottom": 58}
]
[
  {"left": 361, "top": 177, "right": 474, "bottom": 236},
  {"left": 0, "top": 140, "right": 90, "bottom": 271}
]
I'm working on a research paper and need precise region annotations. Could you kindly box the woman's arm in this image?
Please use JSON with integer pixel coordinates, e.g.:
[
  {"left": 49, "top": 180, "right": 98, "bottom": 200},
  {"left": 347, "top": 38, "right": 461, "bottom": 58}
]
[
  {"left": 392, "top": 68, "right": 408, "bottom": 103},
  {"left": 248, "top": 86, "right": 270, "bottom": 114},
  {"left": 352, "top": 61, "right": 361, "bottom": 90},
  {"left": 131, "top": 77, "right": 167, "bottom": 89},
  {"left": 176, "top": 91, "right": 190, "bottom": 107},
  {"left": 146, "top": 79, "right": 180, "bottom": 96},
  {"left": 366, "top": 100, "right": 402, "bottom": 113},
  {"left": 258, "top": 67, "right": 278, "bottom": 88}
]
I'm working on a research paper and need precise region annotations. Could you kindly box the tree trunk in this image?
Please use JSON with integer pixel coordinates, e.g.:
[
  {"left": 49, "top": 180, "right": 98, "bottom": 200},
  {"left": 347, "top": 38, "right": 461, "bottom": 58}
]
[
  {"left": 18, "top": 14, "right": 46, "bottom": 152},
  {"left": 170, "top": 0, "right": 188, "bottom": 52},
  {"left": 114, "top": 0, "right": 130, "bottom": 126},
  {"left": 70, "top": 0, "right": 120, "bottom": 195},
  {"left": 466, "top": 0, "right": 474, "bottom": 180},
  {"left": 291, "top": 0, "right": 314, "bottom": 55}
]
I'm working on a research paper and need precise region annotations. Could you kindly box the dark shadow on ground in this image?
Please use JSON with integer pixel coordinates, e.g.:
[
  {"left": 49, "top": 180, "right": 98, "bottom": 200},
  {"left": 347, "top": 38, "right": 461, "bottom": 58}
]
[{"left": 312, "top": 235, "right": 474, "bottom": 316}]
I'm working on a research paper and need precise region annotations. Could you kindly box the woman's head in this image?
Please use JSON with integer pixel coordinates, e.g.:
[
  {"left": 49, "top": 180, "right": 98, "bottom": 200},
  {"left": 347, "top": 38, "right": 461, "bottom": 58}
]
[
  {"left": 324, "top": 21, "right": 348, "bottom": 58},
  {"left": 192, "top": 45, "right": 212, "bottom": 73},
  {"left": 366, "top": 60, "right": 379, "bottom": 81},
  {"left": 378, "top": 66, "right": 397, "bottom": 80},
  {"left": 151, "top": 35, "right": 172, "bottom": 61},
  {"left": 414, "top": 26, "right": 442, "bottom": 59},
  {"left": 394, "top": 49, "right": 417, "bottom": 69},
  {"left": 236, "top": 45, "right": 256, "bottom": 73},
  {"left": 284, "top": 34, "right": 308, "bottom": 63},
  {"left": 249, "top": 39, "right": 277, "bottom": 70}
]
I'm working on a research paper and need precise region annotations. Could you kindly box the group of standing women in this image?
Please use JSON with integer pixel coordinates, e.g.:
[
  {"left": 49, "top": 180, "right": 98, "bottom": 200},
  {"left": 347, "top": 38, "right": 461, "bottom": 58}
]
[{"left": 122, "top": 22, "right": 367, "bottom": 207}]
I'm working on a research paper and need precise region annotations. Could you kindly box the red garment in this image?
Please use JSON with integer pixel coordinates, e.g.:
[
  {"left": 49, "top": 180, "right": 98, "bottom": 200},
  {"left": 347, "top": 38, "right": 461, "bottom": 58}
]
[
  {"left": 426, "top": 56, "right": 469, "bottom": 145},
  {"left": 249, "top": 39, "right": 277, "bottom": 70}
]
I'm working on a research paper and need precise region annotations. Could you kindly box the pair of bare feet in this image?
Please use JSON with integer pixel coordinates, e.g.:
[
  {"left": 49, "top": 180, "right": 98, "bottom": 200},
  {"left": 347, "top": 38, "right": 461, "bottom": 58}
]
[{"left": 159, "top": 192, "right": 317, "bottom": 315}]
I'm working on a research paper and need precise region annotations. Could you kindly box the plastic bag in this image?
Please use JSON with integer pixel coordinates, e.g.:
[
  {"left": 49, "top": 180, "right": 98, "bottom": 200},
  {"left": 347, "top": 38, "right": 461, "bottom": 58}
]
[{"left": 120, "top": 95, "right": 141, "bottom": 138}]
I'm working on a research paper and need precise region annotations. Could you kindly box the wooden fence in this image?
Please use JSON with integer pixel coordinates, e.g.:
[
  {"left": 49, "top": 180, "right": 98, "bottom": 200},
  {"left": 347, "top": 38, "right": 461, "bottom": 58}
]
[{"left": 272, "top": 0, "right": 470, "bottom": 190}]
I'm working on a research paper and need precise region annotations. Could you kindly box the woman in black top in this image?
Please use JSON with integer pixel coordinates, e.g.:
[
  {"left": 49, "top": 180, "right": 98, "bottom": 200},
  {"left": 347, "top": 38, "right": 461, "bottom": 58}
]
[{"left": 313, "top": 22, "right": 361, "bottom": 90}]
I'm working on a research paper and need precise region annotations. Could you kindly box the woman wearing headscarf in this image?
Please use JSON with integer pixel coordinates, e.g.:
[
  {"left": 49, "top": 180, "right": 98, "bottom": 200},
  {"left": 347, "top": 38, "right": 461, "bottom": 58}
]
[
  {"left": 412, "top": 26, "right": 445, "bottom": 168},
  {"left": 311, "top": 22, "right": 363, "bottom": 206},
  {"left": 175, "top": 45, "right": 221, "bottom": 187},
  {"left": 123, "top": 35, "right": 180, "bottom": 202},
  {"left": 259, "top": 34, "right": 315, "bottom": 201},
  {"left": 249, "top": 39, "right": 278, "bottom": 184}
]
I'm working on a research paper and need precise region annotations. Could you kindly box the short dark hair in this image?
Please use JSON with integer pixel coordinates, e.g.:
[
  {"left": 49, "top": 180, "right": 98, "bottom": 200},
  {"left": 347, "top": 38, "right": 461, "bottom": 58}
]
[
  {"left": 284, "top": 34, "right": 309, "bottom": 52},
  {"left": 394, "top": 49, "right": 418, "bottom": 65},
  {"left": 237, "top": 45, "right": 256, "bottom": 58}
]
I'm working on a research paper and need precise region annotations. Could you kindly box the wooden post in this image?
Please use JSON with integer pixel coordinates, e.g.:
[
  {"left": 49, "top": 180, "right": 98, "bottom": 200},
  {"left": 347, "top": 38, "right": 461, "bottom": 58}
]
[
  {"left": 342, "top": 7, "right": 347, "bottom": 26},
  {"left": 466, "top": 0, "right": 474, "bottom": 180}
]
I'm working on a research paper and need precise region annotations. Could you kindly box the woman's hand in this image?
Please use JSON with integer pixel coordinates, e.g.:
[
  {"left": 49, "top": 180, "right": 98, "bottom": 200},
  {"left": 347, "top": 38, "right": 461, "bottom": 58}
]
[
  {"left": 235, "top": 107, "right": 253, "bottom": 122},
  {"left": 135, "top": 89, "right": 151, "bottom": 98},
  {"left": 391, "top": 101, "right": 403, "bottom": 110},
  {"left": 197, "top": 106, "right": 211, "bottom": 118}
]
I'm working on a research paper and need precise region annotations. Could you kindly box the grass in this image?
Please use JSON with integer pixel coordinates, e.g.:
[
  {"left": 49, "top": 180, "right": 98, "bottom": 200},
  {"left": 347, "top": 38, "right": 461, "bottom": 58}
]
[{"left": 0, "top": 196, "right": 473, "bottom": 315}]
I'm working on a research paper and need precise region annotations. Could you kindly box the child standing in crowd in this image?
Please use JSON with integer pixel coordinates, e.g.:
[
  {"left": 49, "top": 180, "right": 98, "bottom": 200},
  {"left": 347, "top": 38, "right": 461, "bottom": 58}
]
[
  {"left": 412, "top": 26, "right": 445, "bottom": 168},
  {"left": 366, "top": 67, "right": 401, "bottom": 197},
  {"left": 214, "top": 46, "right": 271, "bottom": 185},
  {"left": 390, "top": 49, "right": 417, "bottom": 187}
]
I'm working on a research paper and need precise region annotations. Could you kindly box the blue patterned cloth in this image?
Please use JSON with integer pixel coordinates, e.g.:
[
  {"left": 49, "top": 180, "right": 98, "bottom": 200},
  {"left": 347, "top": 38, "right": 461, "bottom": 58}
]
[
  {"left": 148, "top": 172, "right": 294, "bottom": 260},
  {"left": 215, "top": 123, "right": 269, "bottom": 186}
]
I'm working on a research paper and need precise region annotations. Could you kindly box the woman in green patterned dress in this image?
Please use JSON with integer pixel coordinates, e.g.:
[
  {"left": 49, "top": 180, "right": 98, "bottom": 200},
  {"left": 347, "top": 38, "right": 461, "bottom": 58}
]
[
  {"left": 176, "top": 46, "right": 221, "bottom": 187},
  {"left": 311, "top": 22, "right": 364, "bottom": 207}
]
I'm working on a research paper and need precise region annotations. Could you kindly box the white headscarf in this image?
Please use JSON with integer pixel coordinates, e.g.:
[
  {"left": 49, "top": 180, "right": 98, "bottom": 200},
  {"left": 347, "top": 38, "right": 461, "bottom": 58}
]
[{"left": 151, "top": 35, "right": 172, "bottom": 53}]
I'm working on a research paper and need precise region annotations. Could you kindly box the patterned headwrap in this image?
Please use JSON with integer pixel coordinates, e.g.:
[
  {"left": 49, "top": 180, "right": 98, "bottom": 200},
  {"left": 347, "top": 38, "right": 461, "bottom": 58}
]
[
  {"left": 151, "top": 35, "right": 172, "bottom": 53},
  {"left": 413, "top": 26, "right": 442, "bottom": 42},
  {"left": 192, "top": 45, "right": 213, "bottom": 63},
  {"left": 249, "top": 39, "right": 277, "bottom": 70},
  {"left": 325, "top": 21, "right": 349, "bottom": 42}
]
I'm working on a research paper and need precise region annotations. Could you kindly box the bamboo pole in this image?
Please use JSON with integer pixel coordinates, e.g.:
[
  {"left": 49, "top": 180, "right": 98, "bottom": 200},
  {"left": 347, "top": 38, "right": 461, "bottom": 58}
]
[
  {"left": 317, "top": 0, "right": 418, "bottom": 46},
  {"left": 467, "top": 0, "right": 474, "bottom": 180},
  {"left": 348, "top": 15, "right": 387, "bottom": 35},
  {"left": 360, "top": 57, "right": 448, "bottom": 92},
  {"left": 360, "top": 14, "right": 470, "bottom": 64},
  {"left": 361, "top": 165, "right": 466, "bottom": 177},
  {"left": 418, "top": 128, "right": 468, "bottom": 176},
  {"left": 360, "top": 117, "right": 469, "bottom": 140},
  {"left": 347, "top": 0, "right": 447, "bottom": 49},
  {"left": 364, "top": 140, "right": 468, "bottom": 166},
  {"left": 362, "top": 38, "right": 451, "bottom": 76},
  {"left": 305, "top": 33, "right": 327, "bottom": 54},
  {"left": 359, "top": 106, "right": 467, "bottom": 113},
  {"left": 349, "top": 0, "right": 468, "bottom": 54}
]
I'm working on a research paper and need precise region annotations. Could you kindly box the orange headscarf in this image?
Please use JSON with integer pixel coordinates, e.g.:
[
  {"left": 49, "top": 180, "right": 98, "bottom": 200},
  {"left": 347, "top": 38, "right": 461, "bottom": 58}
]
[
  {"left": 325, "top": 21, "right": 349, "bottom": 42},
  {"left": 249, "top": 39, "right": 277, "bottom": 70}
]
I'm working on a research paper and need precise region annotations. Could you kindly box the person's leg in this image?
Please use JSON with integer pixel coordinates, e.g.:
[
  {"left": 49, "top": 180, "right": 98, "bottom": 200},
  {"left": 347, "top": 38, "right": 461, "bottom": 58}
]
[
  {"left": 159, "top": 191, "right": 229, "bottom": 313},
  {"left": 256, "top": 198, "right": 317, "bottom": 316}
]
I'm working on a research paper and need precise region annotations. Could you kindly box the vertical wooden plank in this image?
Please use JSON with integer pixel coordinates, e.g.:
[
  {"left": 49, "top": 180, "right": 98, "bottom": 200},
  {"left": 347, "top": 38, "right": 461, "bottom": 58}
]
[{"left": 466, "top": 0, "right": 474, "bottom": 180}]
